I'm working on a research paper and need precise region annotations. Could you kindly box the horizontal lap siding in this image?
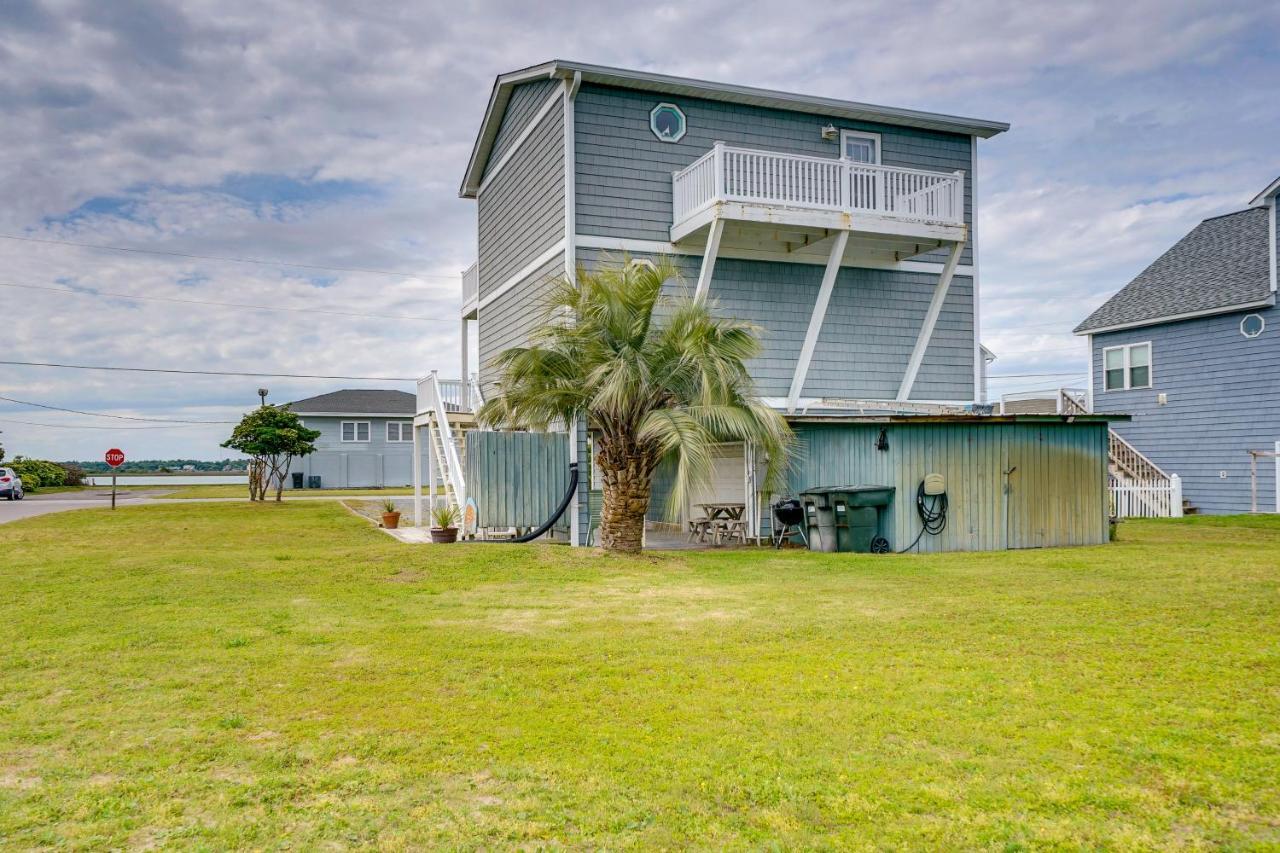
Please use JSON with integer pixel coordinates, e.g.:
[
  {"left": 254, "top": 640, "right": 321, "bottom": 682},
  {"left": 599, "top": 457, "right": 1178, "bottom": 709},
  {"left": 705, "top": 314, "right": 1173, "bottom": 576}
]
[
  {"left": 477, "top": 100, "right": 564, "bottom": 299},
  {"left": 287, "top": 416, "right": 426, "bottom": 488},
  {"left": 578, "top": 248, "right": 972, "bottom": 401},
  {"left": 1093, "top": 306, "right": 1280, "bottom": 513},
  {"left": 477, "top": 256, "right": 564, "bottom": 397},
  {"left": 485, "top": 78, "right": 560, "bottom": 173},
  {"left": 787, "top": 422, "right": 1108, "bottom": 552},
  {"left": 574, "top": 83, "right": 972, "bottom": 266}
]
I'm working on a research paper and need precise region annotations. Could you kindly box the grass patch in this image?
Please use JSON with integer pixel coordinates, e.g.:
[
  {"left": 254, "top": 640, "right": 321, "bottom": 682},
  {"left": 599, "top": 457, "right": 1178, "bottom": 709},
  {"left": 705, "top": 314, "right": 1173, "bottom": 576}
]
[{"left": 1, "top": 502, "right": 1277, "bottom": 847}]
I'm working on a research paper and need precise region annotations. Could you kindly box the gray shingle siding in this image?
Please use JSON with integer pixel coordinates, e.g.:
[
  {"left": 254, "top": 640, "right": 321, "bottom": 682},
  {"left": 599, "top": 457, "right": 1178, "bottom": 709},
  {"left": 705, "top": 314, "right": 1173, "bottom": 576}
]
[
  {"left": 579, "top": 248, "right": 973, "bottom": 401},
  {"left": 477, "top": 100, "right": 564, "bottom": 298},
  {"left": 1091, "top": 304, "right": 1280, "bottom": 513},
  {"left": 1076, "top": 208, "right": 1271, "bottom": 333},
  {"left": 574, "top": 83, "right": 973, "bottom": 265},
  {"left": 477, "top": 255, "right": 565, "bottom": 397},
  {"left": 484, "top": 78, "right": 560, "bottom": 180}
]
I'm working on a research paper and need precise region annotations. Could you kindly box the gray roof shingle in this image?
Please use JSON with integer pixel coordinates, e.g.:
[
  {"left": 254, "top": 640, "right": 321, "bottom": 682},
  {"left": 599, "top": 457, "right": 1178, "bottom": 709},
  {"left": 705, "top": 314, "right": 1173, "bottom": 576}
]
[
  {"left": 1074, "top": 207, "right": 1273, "bottom": 334},
  {"left": 287, "top": 389, "right": 416, "bottom": 414}
]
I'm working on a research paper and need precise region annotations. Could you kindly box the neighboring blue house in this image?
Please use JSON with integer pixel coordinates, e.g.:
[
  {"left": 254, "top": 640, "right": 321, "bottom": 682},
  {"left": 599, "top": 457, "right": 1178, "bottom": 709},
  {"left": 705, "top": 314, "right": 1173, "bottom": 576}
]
[
  {"left": 1075, "top": 176, "right": 1279, "bottom": 514},
  {"left": 284, "top": 389, "right": 427, "bottom": 489},
  {"left": 417, "top": 60, "right": 1122, "bottom": 551}
]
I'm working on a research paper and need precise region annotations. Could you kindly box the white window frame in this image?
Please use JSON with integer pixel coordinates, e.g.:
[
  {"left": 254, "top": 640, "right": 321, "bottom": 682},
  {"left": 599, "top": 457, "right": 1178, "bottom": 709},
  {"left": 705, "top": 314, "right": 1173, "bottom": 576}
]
[
  {"left": 1240, "top": 313, "right": 1265, "bottom": 338},
  {"left": 386, "top": 421, "right": 413, "bottom": 442},
  {"left": 649, "top": 102, "right": 686, "bottom": 143},
  {"left": 341, "top": 420, "right": 371, "bottom": 443},
  {"left": 1102, "top": 342, "right": 1153, "bottom": 391},
  {"left": 839, "top": 129, "right": 882, "bottom": 164}
]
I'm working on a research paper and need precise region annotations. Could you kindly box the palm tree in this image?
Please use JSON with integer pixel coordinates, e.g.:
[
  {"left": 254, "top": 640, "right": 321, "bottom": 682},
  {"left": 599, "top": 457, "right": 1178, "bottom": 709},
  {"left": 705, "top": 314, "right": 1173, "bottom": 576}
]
[{"left": 478, "top": 258, "right": 792, "bottom": 553}]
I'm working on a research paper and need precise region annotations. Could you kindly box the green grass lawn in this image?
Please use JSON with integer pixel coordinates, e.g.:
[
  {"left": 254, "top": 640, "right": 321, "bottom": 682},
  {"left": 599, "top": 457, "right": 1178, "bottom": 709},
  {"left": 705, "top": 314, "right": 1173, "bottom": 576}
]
[
  {"left": 2, "top": 503, "right": 1277, "bottom": 848},
  {"left": 158, "top": 484, "right": 419, "bottom": 499}
]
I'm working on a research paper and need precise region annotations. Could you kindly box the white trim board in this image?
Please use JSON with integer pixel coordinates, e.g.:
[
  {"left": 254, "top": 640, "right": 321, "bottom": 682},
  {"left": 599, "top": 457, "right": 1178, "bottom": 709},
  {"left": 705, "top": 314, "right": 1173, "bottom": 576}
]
[
  {"left": 1075, "top": 296, "right": 1277, "bottom": 335},
  {"left": 476, "top": 240, "right": 567, "bottom": 311},
  {"left": 476, "top": 89, "right": 563, "bottom": 196},
  {"left": 969, "top": 134, "right": 982, "bottom": 405},
  {"left": 573, "top": 233, "right": 974, "bottom": 276}
]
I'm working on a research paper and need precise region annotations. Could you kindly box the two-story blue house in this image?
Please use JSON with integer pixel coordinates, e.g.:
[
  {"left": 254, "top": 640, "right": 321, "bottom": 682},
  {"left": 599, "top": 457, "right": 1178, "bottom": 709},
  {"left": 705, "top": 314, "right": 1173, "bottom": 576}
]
[
  {"left": 412, "top": 60, "right": 1121, "bottom": 552},
  {"left": 1074, "top": 177, "right": 1279, "bottom": 514}
]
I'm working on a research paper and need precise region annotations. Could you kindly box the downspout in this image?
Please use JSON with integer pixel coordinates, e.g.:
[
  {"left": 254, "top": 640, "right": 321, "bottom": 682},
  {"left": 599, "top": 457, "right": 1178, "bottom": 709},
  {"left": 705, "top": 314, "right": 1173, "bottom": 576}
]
[{"left": 562, "top": 69, "right": 584, "bottom": 546}]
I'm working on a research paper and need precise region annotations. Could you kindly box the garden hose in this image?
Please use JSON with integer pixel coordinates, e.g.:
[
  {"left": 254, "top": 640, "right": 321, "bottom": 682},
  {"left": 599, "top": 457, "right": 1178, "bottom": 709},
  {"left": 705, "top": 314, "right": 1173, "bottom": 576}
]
[{"left": 899, "top": 480, "right": 948, "bottom": 553}]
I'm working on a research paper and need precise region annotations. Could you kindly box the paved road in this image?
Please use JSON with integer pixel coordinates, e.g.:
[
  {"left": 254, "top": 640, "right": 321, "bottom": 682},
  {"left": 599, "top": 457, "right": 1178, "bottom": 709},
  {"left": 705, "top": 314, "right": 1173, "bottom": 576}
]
[
  {"left": 0, "top": 489, "right": 172, "bottom": 524},
  {"left": 0, "top": 490, "right": 401, "bottom": 525}
]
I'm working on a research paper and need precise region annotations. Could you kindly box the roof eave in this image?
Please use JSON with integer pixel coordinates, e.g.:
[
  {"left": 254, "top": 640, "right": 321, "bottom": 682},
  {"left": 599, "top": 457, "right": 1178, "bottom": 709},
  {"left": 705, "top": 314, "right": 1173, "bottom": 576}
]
[
  {"left": 1073, "top": 294, "right": 1277, "bottom": 336},
  {"left": 459, "top": 62, "right": 562, "bottom": 199},
  {"left": 1249, "top": 175, "right": 1280, "bottom": 207},
  {"left": 460, "top": 59, "right": 1011, "bottom": 199}
]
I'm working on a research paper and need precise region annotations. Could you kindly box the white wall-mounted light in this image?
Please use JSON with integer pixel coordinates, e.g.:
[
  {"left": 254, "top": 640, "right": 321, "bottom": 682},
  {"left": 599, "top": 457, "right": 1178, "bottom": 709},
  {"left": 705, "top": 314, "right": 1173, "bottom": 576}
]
[{"left": 820, "top": 124, "right": 838, "bottom": 140}]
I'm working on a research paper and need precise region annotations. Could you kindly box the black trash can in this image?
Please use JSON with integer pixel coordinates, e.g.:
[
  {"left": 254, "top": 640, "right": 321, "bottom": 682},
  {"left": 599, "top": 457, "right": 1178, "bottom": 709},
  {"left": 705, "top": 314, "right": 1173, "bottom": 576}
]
[
  {"left": 800, "top": 486, "right": 895, "bottom": 553},
  {"left": 307, "top": 475, "right": 322, "bottom": 489},
  {"left": 291, "top": 472, "right": 304, "bottom": 489}
]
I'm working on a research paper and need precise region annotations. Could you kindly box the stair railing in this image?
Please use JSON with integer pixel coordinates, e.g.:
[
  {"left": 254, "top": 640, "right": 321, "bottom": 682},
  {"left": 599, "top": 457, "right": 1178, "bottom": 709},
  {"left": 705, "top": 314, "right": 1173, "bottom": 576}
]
[{"left": 426, "top": 370, "right": 466, "bottom": 512}]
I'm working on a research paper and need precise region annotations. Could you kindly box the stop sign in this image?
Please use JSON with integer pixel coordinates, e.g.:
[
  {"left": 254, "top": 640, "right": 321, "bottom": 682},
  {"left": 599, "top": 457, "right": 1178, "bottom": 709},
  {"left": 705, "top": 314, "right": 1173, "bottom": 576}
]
[{"left": 105, "top": 448, "right": 126, "bottom": 468}]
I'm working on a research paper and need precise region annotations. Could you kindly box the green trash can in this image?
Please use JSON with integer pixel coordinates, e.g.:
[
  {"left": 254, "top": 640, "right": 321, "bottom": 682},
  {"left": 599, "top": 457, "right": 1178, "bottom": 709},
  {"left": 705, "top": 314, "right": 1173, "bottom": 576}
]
[{"left": 800, "top": 486, "right": 895, "bottom": 553}]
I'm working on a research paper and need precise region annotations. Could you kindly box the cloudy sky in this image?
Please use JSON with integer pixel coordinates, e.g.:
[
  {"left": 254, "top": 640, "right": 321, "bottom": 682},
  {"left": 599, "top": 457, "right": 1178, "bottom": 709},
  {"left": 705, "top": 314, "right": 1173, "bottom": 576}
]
[{"left": 0, "top": 0, "right": 1277, "bottom": 462}]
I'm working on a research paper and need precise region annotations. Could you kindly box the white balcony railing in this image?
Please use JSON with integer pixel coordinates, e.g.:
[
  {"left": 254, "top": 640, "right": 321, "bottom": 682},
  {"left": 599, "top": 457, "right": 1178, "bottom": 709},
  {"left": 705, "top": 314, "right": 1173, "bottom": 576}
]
[
  {"left": 673, "top": 142, "right": 965, "bottom": 231},
  {"left": 462, "top": 261, "right": 479, "bottom": 308}
]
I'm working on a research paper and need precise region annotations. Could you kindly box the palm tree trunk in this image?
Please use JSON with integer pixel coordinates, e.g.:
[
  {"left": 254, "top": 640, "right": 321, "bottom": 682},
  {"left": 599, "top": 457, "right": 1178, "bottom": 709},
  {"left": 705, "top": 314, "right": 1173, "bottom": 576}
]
[{"left": 599, "top": 455, "right": 653, "bottom": 553}]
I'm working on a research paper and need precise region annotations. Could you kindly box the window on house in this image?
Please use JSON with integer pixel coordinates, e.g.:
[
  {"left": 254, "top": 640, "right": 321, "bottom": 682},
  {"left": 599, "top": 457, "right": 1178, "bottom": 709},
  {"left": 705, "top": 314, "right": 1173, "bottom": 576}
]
[
  {"left": 1241, "top": 314, "right": 1265, "bottom": 338},
  {"left": 386, "top": 422, "right": 413, "bottom": 442},
  {"left": 341, "top": 421, "right": 370, "bottom": 442},
  {"left": 1103, "top": 343, "right": 1152, "bottom": 391},
  {"left": 840, "top": 130, "right": 881, "bottom": 164}
]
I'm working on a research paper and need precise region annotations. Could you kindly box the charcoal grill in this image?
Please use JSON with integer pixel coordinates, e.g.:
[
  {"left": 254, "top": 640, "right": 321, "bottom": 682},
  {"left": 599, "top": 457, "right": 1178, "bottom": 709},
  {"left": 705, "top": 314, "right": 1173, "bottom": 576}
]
[{"left": 771, "top": 498, "right": 807, "bottom": 549}]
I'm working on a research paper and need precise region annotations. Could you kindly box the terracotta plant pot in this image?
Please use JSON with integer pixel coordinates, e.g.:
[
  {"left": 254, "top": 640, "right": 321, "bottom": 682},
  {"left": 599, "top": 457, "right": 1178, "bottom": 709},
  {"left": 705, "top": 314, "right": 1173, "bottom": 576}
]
[
  {"left": 430, "top": 526, "right": 458, "bottom": 544},
  {"left": 382, "top": 512, "right": 401, "bottom": 530}
]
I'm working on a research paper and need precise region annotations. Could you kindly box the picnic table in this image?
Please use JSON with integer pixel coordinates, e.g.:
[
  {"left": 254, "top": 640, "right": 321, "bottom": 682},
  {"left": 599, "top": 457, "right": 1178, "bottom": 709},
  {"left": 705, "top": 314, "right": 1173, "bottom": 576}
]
[{"left": 688, "top": 502, "right": 747, "bottom": 545}]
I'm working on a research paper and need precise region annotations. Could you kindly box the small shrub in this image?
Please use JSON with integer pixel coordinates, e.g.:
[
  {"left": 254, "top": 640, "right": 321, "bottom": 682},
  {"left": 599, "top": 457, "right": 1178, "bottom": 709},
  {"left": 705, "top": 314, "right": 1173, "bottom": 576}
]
[
  {"left": 381, "top": 498, "right": 399, "bottom": 514},
  {"left": 59, "top": 463, "right": 87, "bottom": 487},
  {"left": 9, "top": 458, "right": 68, "bottom": 491},
  {"left": 431, "top": 503, "right": 460, "bottom": 529}
]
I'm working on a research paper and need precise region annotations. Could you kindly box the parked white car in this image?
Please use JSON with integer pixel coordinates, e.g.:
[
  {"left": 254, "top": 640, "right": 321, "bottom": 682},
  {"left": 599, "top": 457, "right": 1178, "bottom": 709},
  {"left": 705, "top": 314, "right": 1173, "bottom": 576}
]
[{"left": 0, "top": 467, "right": 25, "bottom": 500}]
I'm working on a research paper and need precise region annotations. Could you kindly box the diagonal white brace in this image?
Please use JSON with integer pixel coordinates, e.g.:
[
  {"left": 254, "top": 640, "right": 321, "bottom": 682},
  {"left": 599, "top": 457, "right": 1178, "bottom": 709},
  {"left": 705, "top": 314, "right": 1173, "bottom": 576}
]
[
  {"left": 693, "top": 218, "right": 725, "bottom": 303},
  {"left": 897, "top": 240, "right": 964, "bottom": 401},
  {"left": 786, "top": 230, "right": 850, "bottom": 413}
]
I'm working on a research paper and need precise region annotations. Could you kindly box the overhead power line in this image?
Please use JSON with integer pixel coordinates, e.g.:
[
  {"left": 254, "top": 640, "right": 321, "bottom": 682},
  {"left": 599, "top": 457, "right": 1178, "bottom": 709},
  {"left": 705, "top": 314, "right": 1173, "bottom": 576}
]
[
  {"left": 0, "top": 394, "right": 237, "bottom": 424},
  {"left": 0, "top": 417, "right": 209, "bottom": 431},
  {"left": 0, "top": 359, "right": 417, "bottom": 382},
  {"left": 987, "top": 371, "right": 1087, "bottom": 379},
  {"left": 0, "top": 232, "right": 459, "bottom": 280},
  {"left": 0, "top": 281, "right": 449, "bottom": 323}
]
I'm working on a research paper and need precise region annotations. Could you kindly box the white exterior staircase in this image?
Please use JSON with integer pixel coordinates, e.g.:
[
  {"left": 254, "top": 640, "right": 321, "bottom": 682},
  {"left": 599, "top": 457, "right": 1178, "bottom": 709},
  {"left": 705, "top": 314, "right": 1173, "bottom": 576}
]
[
  {"left": 1057, "top": 389, "right": 1185, "bottom": 518},
  {"left": 413, "top": 371, "right": 483, "bottom": 526}
]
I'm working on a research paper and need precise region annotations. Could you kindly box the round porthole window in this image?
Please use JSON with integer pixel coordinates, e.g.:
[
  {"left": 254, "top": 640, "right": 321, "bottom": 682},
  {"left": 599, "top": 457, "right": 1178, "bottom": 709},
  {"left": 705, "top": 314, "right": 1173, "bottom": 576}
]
[
  {"left": 1240, "top": 313, "right": 1265, "bottom": 338},
  {"left": 649, "top": 103, "right": 686, "bottom": 142}
]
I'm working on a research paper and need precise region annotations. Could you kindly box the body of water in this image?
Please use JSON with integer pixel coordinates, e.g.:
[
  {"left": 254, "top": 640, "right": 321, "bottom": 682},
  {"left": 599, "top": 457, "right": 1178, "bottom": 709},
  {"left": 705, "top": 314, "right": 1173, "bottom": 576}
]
[{"left": 85, "top": 474, "right": 250, "bottom": 486}]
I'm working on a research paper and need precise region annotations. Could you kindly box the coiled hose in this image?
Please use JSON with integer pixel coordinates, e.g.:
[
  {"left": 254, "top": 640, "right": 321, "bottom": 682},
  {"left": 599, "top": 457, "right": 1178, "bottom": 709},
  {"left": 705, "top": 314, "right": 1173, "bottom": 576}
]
[{"left": 898, "top": 480, "right": 948, "bottom": 553}]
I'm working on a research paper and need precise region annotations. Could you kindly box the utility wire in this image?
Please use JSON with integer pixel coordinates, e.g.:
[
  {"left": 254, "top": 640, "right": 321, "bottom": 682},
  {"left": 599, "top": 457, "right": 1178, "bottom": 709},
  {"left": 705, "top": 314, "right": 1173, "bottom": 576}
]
[
  {"left": 0, "top": 281, "right": 449, "bottom": 323},
  {"left": 0, "top": 232, "right": 460, "bottom": 280},
  {"left": 987, "top": 371, "right": 1087, "bottom": 379},
  {"left": 0, "top": 359, "right": 417, "bottom": 382},
  {"left": 0, "top": 417, "right": 209, "bottom": 431},
  {"left": 0, "top": 394, "right": 237, "bottom": 424}
]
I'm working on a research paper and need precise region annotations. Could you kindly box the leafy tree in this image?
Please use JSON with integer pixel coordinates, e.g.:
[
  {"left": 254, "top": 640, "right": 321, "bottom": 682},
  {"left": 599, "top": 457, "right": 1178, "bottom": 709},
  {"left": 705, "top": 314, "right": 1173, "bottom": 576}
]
[
  {"left": 478, "top": 258, "right": 792, "bottom": 553},
  {"left": 221, "top": 405, "right": 320, "bottom": 502}
]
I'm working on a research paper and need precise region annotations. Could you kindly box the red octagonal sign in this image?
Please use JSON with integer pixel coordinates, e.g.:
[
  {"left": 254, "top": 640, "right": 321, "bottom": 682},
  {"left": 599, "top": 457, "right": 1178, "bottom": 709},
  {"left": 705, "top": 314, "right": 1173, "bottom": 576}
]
[{"left": 105, "top": 448, "right": 126, "bottom": 468}]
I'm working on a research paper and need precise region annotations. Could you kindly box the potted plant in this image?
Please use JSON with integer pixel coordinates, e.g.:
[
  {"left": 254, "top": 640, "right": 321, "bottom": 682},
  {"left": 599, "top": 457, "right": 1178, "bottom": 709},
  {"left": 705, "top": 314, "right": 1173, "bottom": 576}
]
[
  {"left": 430, "top": 503, "right": 460, "bottom": 543},
  {"left": 380, "top": 498, "right": 401, "bottom": 530}
]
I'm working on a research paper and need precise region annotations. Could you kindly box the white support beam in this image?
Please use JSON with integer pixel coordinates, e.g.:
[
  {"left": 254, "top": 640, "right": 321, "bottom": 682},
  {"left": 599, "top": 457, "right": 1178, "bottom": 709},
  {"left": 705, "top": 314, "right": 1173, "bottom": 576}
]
[
  {"left": 693, "top": 217, "right": 724, "bottom": 303},
  {"left": 412, "top": 423, "right": 423, "bottom": 527},
  {"left": 786, "top": 230, "right": 849, "bottom": 413},
  {"left": 460, "top": 318, "right": 470, "bottom": 394},
  {"left": 896, "top": 240, "right": 964, "bottom": 402}
]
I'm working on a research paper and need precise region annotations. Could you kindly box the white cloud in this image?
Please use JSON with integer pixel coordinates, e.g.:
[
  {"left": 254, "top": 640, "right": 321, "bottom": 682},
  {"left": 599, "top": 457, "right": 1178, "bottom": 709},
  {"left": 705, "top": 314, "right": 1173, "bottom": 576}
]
[{"left": 0, "top": 0, "right": 1276, "bottom": 456}]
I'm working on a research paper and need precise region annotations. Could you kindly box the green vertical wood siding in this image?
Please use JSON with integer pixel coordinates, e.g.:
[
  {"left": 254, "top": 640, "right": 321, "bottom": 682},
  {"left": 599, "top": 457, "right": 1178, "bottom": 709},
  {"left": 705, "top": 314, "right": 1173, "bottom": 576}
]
[
  {"left": 781, "top": 421, "right": 1110, "bottom": 552},
  {"left": 465, "top": 430, "right": 570, "bottom": 531}
]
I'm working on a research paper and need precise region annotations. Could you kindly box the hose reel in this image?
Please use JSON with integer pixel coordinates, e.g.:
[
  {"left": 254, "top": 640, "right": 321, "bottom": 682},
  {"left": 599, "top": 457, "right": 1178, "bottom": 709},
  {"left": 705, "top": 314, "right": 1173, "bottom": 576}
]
[{"left": 899, "top": 472, "right": 948, "bottom": 553}]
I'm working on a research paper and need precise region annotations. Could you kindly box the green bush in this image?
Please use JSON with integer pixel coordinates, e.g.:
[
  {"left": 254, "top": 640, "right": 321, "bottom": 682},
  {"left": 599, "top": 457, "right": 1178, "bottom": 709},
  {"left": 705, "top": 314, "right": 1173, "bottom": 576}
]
[{"left": 8, "top": 457, "right": 68, "bottom": 491}]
